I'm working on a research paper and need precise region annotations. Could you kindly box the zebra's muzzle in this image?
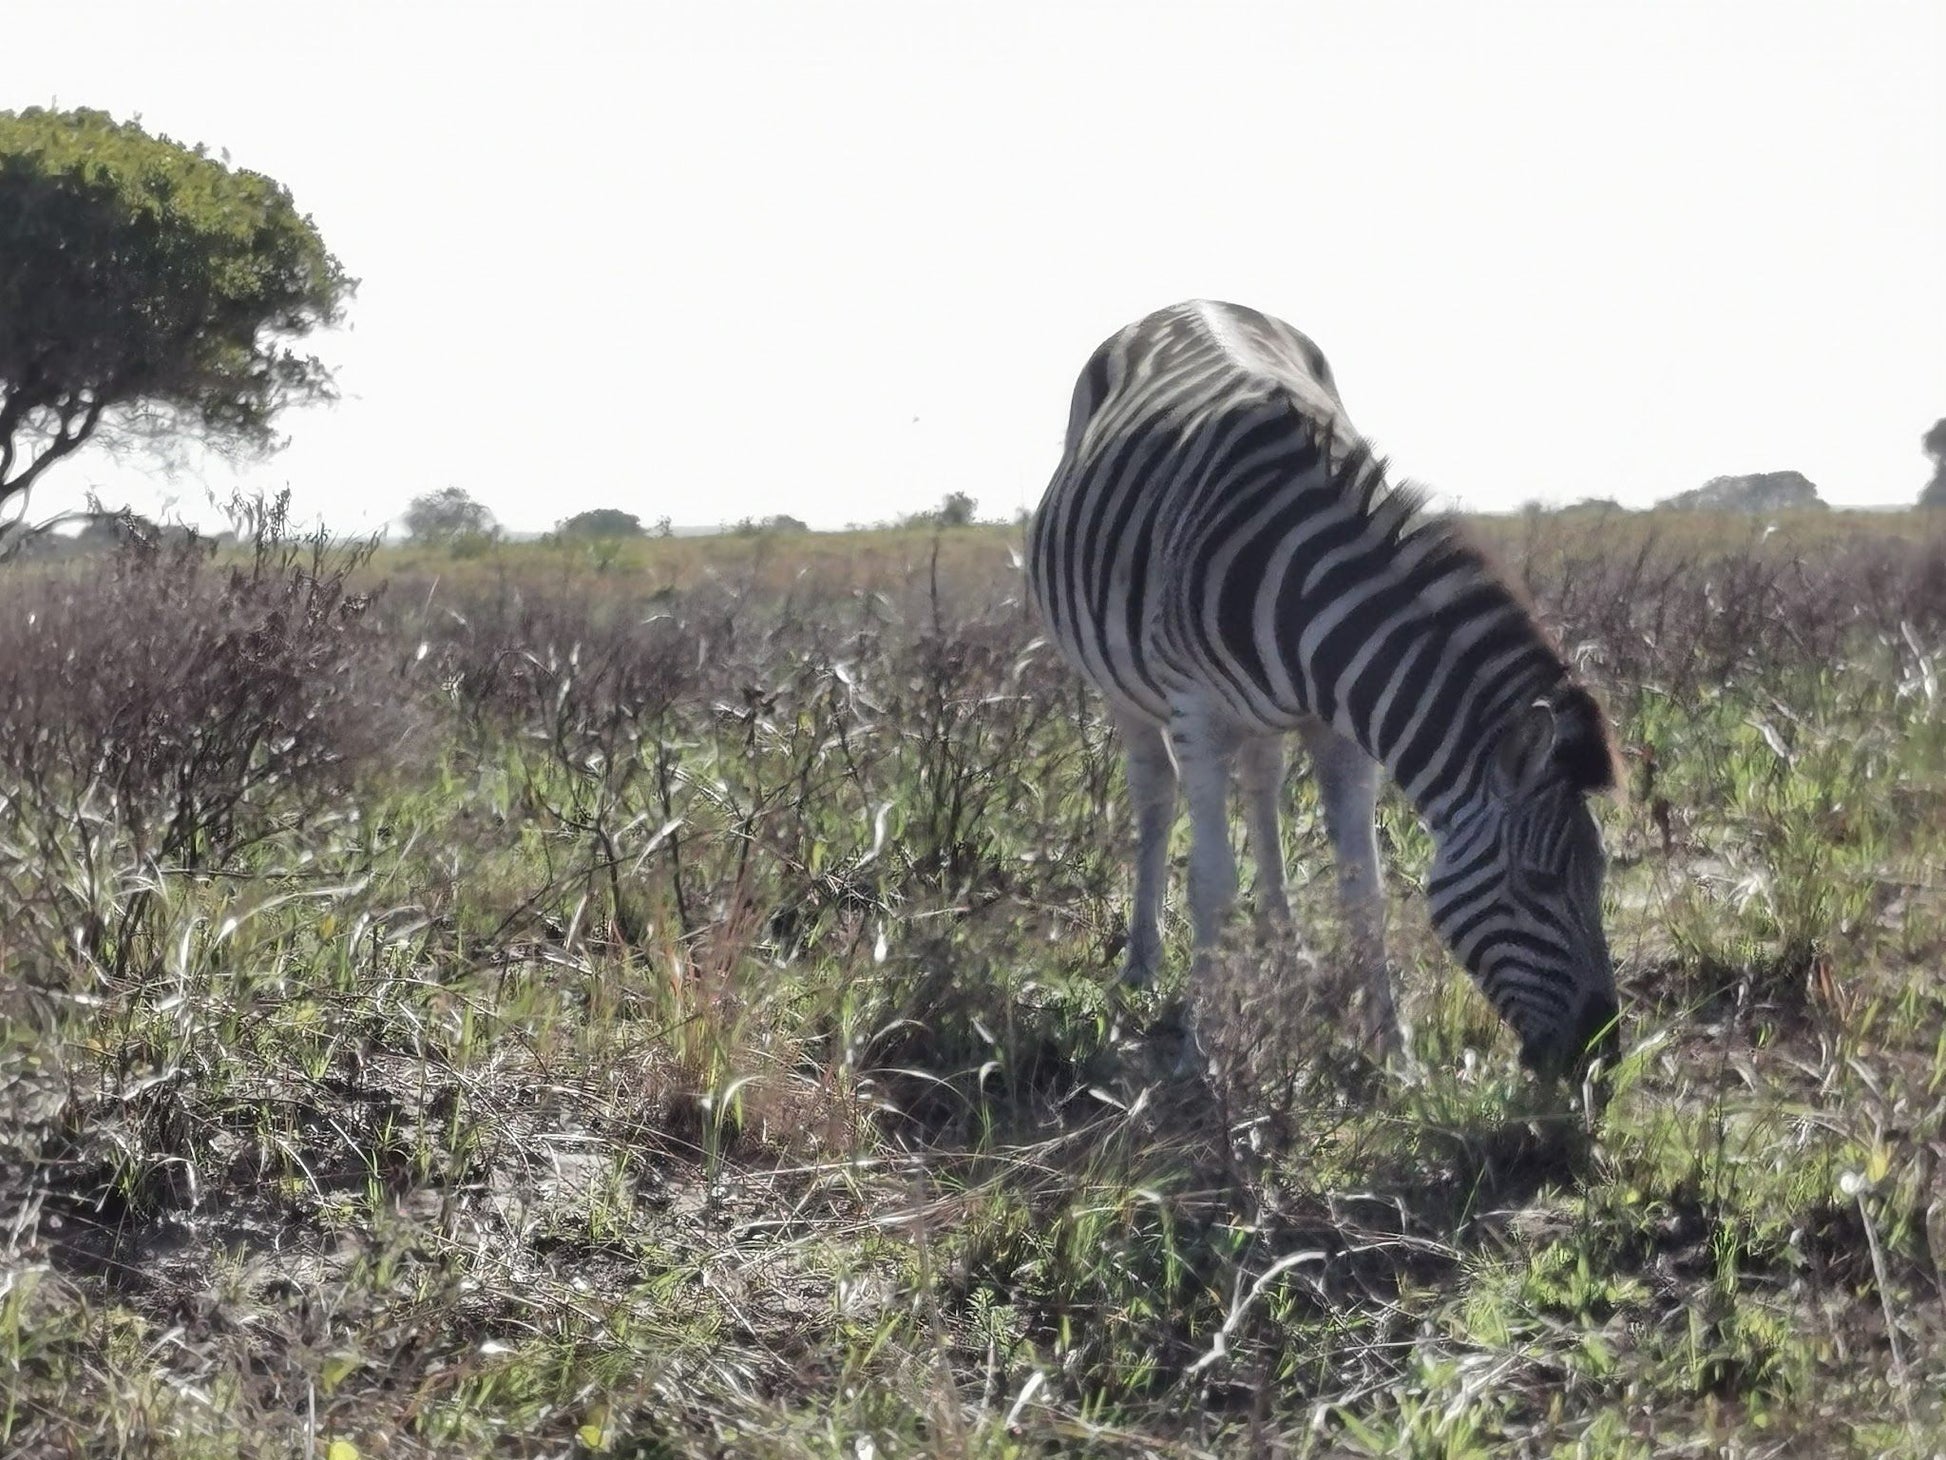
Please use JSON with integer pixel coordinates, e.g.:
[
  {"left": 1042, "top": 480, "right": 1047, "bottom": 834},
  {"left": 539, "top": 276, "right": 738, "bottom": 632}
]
[{"left": 1522, "top": 990, "right": 1623, "bottom": 1086}]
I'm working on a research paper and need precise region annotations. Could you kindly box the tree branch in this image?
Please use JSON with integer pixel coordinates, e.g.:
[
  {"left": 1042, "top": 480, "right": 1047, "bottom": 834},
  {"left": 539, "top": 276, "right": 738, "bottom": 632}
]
[
  {"left": 0, "top": 391, "right": 109, "bottom": 507},
  {"left": 0, "top": 387, "right": 27, "bottom": 483}
]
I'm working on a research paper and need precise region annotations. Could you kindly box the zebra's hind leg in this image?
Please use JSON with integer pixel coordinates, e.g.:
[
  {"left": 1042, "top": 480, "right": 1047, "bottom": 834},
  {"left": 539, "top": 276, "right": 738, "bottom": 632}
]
[
  {"left": 1117, "top": 712, "right": 1179, "bottom": 987},
  {"left": 1298, "top": 719, "right": 1397, "bottom": 1058},
  {"left": 1237, "top": 734, "right": 1291, "bottom": 934}
]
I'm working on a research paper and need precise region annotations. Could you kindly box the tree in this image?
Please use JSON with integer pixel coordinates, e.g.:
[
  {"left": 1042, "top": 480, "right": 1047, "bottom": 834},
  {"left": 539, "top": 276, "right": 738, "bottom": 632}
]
[
  {"left": 404, "top": 487, "right": 495, "bottom": 542},
  {"left": 0, "top": 107, "right": 353, "bottom": 515},
  {"left": 1921, "top": 418, "right": 1946, "bottom": 509},
  {"left": 732, "top": 514, "right": 809, "bottom": 536},
  {"left": 1657, "top": 471, "right": 1824, "bottom": 512},
  {"left": 556, "top": 508, "right": 645, "bottom": 539},
  {"left": 901, "top": 491, "right": 979, "bottom": 529},
  {"left": 937, "top": 491, "right": 978, "bottom": 527}
]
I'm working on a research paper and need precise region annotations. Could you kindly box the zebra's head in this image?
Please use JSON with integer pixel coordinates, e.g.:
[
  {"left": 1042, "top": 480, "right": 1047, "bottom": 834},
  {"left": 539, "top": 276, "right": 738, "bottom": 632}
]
[{"left": 1427, "top": 686, "right": 1620, "bottom": 1084}]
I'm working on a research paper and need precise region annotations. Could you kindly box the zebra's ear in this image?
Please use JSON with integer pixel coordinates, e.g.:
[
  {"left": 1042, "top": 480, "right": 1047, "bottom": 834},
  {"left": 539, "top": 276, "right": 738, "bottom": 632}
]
[
  {"left": 1490, "top": 700, "right": 1558, "bottom": 800},
  {"left": 1552, "top": 684, "right": 1619, "bottom": 793},
  {"left": 1493, "top": 689, "right": 1619, "bottom": 799}
]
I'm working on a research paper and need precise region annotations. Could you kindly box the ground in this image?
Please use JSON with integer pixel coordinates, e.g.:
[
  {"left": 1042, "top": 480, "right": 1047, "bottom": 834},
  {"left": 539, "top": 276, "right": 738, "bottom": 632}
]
[{"left": 0, "top": 506, "right": 1942, "bottom": 1457}]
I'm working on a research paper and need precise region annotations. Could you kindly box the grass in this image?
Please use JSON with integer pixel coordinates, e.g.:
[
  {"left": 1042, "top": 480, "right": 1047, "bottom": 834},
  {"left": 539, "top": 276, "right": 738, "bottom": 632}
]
[{"left": 0, "top": 505, "right": 1944, "bottom": 1456}]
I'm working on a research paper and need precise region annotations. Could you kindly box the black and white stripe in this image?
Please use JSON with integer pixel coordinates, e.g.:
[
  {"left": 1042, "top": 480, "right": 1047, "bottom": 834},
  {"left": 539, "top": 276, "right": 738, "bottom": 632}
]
[{"left": 1026, "top": 300, "right": 1620, "bottom": 1078}]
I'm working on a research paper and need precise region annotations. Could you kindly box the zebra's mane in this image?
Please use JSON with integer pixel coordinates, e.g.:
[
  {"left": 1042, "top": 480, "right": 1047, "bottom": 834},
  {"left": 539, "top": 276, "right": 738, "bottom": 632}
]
[{"left": 1322, "top": 427, "right": 1620, "bottom": 795}]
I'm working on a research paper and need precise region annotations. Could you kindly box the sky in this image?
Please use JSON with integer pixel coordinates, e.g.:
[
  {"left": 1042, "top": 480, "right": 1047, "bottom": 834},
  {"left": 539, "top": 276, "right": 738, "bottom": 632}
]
[{"left": 7, "top": 1, "right": 1943, "bottom": 535}]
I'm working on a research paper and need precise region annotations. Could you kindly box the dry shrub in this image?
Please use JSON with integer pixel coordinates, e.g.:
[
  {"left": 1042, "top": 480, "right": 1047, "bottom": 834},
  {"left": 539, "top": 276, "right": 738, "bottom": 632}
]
[
  {"left": 396, "top": 574, "right": 699, "bottom": 735},
  {"left": 390, "top": 576, "right": 710, "bottom": 940},
  {"left": 1195, "top": 934, "right": 1378, "bottom": 1154},
  {"left": 1513, "top": 511, "right": 1946, "bottom": 705},
  {"left": 0, "top": 525, "right": 401, "bottom": 969},
  {"left": 384, "top": 554, "right": 1120, "bottom": 962}
]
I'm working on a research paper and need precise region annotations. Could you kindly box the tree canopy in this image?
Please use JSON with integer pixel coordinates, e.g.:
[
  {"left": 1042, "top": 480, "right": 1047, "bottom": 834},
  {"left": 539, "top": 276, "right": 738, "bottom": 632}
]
[
  {"left": 1922, "top": 418, "right": 1946, "bottom": 509},
  {"left": 404, "top": 487, "right": 495, "bottom": 542},
  {"left": 0, "top": 107, "right": 352, "bottom": 513},
  {"left": 556, "top": 508, "right": 645, "bottom": 539}
]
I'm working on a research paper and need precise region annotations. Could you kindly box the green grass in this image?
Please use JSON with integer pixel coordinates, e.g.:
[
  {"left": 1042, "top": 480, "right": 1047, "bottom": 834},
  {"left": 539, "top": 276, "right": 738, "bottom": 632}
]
[{"left": 1, "top": 512, "right": 1943, "bottom": 1456}]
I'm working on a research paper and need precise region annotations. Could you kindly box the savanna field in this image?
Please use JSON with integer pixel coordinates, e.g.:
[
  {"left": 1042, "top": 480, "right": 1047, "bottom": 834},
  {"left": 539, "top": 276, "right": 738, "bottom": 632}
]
[{"left": 1, "top": 507, "right": 1944, "bottom": 1459}]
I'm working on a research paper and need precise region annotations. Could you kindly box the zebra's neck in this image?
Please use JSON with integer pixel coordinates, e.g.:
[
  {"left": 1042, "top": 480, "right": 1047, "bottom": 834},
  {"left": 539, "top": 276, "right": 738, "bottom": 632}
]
[
  {"left": 1280, "top": 452, "right": 1573, "bottom": 829},
  {"left": 1391, "top": 658, "right": 1565, "bottom": 832}
]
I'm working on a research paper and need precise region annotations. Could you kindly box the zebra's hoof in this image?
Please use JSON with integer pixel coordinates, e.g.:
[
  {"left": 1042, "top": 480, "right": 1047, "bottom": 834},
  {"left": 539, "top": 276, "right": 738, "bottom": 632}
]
[
  {"left": 1144, "top": 995, "right": 1185, "bottom": 1033},
  {"left": 1361, "top": 1010, "right": 1404, "bottom": 1065},
  {"left": 1144, "top": 999, "right": 1210, "bottom": 1081}
]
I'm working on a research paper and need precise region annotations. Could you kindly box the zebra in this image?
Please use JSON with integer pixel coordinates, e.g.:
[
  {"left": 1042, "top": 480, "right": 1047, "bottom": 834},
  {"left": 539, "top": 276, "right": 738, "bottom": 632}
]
[{"left": 1025, "top": 300, "right": 1621, "bottom": 1082}]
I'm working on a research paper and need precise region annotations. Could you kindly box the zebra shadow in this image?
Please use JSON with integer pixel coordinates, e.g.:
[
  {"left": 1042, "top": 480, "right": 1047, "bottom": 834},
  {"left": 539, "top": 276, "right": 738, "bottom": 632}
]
[
  {"left": 1099, "top": 1061, "right": 1600, "bottom": 1271},
  {"left": 1323, "top": 1111, "right": 1599, "bottom": 1246}
]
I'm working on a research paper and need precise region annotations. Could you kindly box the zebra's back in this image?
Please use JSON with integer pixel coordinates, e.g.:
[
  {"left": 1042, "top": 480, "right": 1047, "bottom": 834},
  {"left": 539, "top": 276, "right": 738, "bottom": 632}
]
[{"left": 1029, "top": 299, "right": 1415, "bottom": 738}]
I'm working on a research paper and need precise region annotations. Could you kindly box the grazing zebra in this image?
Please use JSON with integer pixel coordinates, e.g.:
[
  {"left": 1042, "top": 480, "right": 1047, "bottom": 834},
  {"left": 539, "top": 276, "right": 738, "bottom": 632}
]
[{"left": 1026, "top": 300, "right": 1620, "bottom": 1081}]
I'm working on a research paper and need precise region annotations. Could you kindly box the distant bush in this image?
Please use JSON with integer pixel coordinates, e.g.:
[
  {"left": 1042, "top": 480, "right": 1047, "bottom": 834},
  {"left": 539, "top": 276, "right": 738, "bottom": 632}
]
[
  {"left": 732, "top": 514, "right": 811, "bottom": 536},
  {"left": 0, "top": 507, "right": 221, "bottom": 564}
]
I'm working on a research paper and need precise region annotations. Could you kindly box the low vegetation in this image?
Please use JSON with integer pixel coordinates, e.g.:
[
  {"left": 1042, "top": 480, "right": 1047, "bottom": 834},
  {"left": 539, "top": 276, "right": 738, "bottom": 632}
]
[{"left": 1, "top": 505, "right": 1943, "bottom": 1457}]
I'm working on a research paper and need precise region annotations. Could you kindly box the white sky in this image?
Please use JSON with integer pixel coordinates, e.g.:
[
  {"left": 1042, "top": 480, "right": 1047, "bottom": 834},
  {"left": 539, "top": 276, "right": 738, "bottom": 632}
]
[{"left": 9, "top": 1, "right": 1943, "bottom": 533}]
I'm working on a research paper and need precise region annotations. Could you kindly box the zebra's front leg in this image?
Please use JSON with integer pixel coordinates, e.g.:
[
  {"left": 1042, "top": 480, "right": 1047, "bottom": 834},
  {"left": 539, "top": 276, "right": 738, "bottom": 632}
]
[
  {"left": 1169, "top": 702, "right": 1242, "bottom": 963},
  {"left": 1117, "top": 713, "right": 1179, "bottom": 987},
  {"left": 1299, "top": 719, "right": 1396, "bottom": 1057}
]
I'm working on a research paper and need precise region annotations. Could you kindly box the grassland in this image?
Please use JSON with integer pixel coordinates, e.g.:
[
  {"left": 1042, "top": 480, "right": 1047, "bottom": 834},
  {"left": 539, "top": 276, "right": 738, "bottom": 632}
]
[{"left": 1, "top": 505, "right": 1943, "bottom": 1457}]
